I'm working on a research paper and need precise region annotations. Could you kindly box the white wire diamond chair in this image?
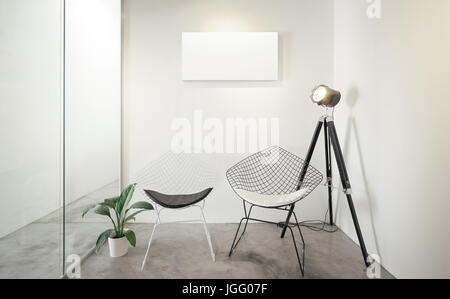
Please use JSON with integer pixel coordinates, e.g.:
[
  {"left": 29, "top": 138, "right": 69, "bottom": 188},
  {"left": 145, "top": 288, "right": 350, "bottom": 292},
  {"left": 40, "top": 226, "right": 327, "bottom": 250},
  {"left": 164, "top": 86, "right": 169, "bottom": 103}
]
[
  {"left": 134, "top": 152, "right": 216, "bottom": 270},
  {"left": 226, "top": 146, "right": 323, "bottom": 277}
]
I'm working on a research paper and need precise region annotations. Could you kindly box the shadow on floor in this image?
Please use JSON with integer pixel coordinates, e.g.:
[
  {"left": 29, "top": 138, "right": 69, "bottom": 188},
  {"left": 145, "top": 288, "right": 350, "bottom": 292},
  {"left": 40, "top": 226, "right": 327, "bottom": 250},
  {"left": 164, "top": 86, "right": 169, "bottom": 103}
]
[{"left": 80, "top": 223, "right": 394, "bottom": 279}]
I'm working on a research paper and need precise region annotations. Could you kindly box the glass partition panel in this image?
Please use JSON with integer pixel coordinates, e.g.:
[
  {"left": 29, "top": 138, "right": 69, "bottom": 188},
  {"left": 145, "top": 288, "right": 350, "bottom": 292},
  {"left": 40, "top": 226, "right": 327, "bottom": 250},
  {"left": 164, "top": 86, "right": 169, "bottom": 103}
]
[
  {"left": 0, "top": 0, "right": 121, "bottom": 278},
  {"left": 64, "top": 0, "right": 122, "bottom": 272},
  {"left": 0, "top": 0, "right": 63, "bottom": 279}
]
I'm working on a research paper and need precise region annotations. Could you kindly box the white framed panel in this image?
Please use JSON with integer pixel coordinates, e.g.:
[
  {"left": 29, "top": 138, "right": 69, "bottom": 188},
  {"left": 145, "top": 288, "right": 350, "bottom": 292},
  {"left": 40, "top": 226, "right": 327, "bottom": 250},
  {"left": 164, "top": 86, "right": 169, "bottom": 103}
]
[{"left": 182, "top": 32, "right": 278, "bottom": 81}]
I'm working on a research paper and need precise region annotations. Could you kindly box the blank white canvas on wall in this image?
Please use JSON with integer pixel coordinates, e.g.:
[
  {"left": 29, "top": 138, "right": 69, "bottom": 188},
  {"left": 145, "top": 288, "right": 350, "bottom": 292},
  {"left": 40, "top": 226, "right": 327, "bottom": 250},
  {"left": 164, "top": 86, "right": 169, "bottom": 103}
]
[{"left": 182, "top": 32, "right": 278, "bottom": 81}]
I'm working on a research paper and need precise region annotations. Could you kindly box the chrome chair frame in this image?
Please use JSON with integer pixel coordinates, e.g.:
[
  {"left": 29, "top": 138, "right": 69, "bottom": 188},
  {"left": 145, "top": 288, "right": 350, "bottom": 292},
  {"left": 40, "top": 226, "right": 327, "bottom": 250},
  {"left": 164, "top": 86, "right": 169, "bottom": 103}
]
[{"left": 141, "top": 198, "right": 215, "bottom": 271}]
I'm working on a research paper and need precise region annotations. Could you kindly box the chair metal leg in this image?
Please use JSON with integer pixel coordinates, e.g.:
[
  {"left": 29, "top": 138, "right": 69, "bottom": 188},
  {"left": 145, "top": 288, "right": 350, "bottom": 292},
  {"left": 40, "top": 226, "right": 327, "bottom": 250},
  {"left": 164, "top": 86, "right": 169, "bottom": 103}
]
[
  {"left": 287, "top": 225, "right": 306, "bottom": 277},
  {"left": 199, "top": 206, "right": 216, "bottom": 262},
  {"left": 280, "top": 204, "right": 295, "bottom": 239},
  {"left": 292, "top": 211, "right": 306, "bottom": 246},
  {"left": 290, "top": 211, "right": 306, "bottom": 276},
  {"left": 229, "top": 202, "right": 253, "bottom": 257},
  {"left": 278, "top": 209, "right": 306, "bottom": 276},
  {"left": 229, "top": 217, "right": 247, "bottom": 257},
  {"left": 141, "top": 222, "right": 159, "bottom": 271},
  {"left": 141, "top": 202, "right": 215, "bottom": 270},
  {"left": 228, "top": 203, "right": 307, "bottom": 277}
]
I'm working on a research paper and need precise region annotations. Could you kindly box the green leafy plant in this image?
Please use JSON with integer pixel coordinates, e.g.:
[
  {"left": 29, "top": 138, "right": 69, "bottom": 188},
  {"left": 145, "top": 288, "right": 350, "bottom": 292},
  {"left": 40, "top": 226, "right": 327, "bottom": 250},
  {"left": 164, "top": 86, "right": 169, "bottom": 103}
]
[{"left": 82, "top": 184, "right": 154, "bottom": 253}]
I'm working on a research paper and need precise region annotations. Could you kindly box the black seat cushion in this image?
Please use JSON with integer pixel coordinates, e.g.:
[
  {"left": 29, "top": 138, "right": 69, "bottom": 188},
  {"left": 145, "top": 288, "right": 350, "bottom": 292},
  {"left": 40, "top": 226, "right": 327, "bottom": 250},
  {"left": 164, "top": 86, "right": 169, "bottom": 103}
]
[{"left": 144, "top": 188, "right": 213, "bottom": 209}]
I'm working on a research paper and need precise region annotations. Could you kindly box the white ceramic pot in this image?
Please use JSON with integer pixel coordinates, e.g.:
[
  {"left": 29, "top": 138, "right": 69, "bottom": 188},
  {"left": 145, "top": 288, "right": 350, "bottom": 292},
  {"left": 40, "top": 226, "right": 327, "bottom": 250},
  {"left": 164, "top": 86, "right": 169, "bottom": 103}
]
[{"left": 108, "top": 235, "right": 129, "bottom": 258}]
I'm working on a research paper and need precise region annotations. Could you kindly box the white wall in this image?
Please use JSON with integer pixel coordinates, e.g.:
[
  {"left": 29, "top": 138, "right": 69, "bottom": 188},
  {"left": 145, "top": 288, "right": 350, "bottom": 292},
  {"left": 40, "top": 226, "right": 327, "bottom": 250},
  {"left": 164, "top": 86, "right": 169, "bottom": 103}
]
[
  {"left": 334, "top": 0, "right": 450, "bottom": 278},
  {"left": 123, "top": 0, "right": 335, "bottom": 223},
  {"left": 122, "top": 0, "right": 450, "bottom": 278},
  {"left": 0, "top": 0, "right": 62, "bottom": 237},
  {"left": 65, "top": 0, "right": 121, "bottom": 202}
]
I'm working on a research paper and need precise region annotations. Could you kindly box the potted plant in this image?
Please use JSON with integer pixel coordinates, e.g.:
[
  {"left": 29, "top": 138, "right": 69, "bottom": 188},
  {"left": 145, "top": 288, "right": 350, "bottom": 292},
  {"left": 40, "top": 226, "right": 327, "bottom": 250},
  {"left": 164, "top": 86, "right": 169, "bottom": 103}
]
[{"left": 82, "top": 184, "right": 153, "bottom": 257}]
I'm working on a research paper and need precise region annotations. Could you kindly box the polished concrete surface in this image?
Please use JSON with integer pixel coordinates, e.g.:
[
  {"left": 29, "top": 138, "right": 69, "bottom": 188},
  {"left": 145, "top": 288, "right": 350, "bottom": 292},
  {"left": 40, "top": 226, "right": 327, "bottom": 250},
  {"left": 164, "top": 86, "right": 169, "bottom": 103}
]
[
  {"left": 0, "top": 177, "right": 394, "bottom": 279},
  {"left": 0, "top": 182, "right": 117, "bottom": 279},
  {"left": 80, "top": 223, "right": 395, "bottom": 279},
  {"left": 0, "top": 222, "right": 105, "bottom": 279}
]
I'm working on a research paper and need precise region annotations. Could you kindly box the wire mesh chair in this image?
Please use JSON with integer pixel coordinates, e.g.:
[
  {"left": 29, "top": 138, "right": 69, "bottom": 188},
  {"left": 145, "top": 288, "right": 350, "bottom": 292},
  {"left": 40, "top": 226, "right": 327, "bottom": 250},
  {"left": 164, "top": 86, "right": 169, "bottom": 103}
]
[
  {"left": 227, "top": 146, "right": 323, "bottom": 277},
  {"left": 134, "top": 152, "right": 217, "bottom": 270}
]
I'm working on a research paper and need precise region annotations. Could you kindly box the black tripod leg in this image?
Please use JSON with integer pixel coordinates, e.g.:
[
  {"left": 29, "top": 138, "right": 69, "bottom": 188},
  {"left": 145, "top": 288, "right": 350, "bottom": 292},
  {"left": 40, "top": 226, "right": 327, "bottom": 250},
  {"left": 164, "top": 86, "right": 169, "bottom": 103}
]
[
  {"left": 327, "top": 121, "right": 370, "bottom": 267},
  {"left": 324, "top": 119, "right": 334, "bottom": 225},
  {"left": 281, "top": 118, "right": 324, "bottom": 239}
]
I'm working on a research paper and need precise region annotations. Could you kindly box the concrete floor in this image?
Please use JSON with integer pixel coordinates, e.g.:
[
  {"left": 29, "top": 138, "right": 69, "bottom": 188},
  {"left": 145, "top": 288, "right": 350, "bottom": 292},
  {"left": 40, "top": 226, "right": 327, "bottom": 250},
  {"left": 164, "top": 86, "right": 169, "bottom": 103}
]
[
  {"left": 80, "top": 223, "right": 394, "bottom": 279},
  {"left": 0, "top": 222, "right": 106, "bottom": 279},
  {"left": 0, "top": 182, "right": 117, "bottom": 279},
  {"left": 0, "top": 180, "right": 394, "bottom": 279}
]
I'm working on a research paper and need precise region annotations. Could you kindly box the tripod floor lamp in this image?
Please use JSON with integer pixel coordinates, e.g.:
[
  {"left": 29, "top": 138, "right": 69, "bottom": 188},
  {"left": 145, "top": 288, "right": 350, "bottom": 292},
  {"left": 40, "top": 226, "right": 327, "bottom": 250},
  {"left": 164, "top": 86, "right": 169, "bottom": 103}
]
[{"left": 280, "top": 85, "right": 371, "bottom": 267}]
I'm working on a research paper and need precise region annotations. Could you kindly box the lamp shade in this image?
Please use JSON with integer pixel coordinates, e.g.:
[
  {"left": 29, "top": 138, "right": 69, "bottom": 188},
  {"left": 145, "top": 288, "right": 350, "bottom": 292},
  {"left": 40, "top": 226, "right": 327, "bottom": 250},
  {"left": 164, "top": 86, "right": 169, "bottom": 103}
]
[{"left": 310, "top": 85, "right": 341, "bottom": 108}]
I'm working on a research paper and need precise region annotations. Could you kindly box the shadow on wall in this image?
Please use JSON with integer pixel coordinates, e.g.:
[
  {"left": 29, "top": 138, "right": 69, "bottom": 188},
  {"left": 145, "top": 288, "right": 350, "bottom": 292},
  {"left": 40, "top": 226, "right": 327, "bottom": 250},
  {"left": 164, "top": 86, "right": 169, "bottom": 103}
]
[{"left": 334, "top": 86, "right": 381, "bottom": 262}]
